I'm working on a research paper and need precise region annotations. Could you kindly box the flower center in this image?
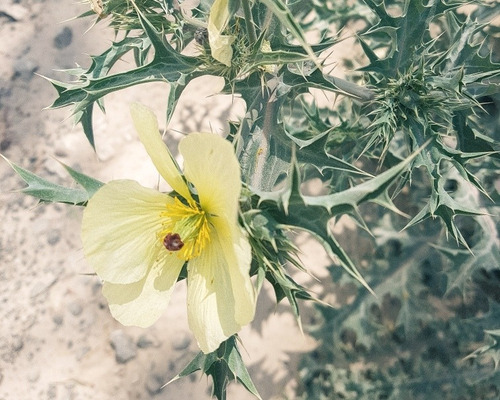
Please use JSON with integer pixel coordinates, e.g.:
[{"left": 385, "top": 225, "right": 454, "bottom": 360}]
[
  {"left": 159, "top": 197, "right": 210, "bottom": 260},
  {"left": 163, "top": 233, "right": 184, "bottom": 251}
]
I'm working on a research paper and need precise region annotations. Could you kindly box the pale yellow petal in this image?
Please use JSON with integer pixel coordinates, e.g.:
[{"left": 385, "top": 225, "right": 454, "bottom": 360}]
[
  {"left": 208, "top": 0, "right": 230, "bottom": 33},
  {"left": 130, "top": 103, "right": 193, "bottom": 202},
  {"left": 102, "top": 256, "right": 184, "bottom": 327},
  {"left": 82, "top": 180, "right": 171, "bottom": 284},
  {"left": 186, "top": 226, "right": 255, "bottom": 353},
  {"left": 208, "top": 0, "right": 234, "bottom": 66},
  {"left": 217, "top": 225, "right": 256, "bottom": 326},
  {"left": 179, "top": 133, "right": 241, "bottom": 226},
  {"left": 209, "top": 33, "right": 235, "bottom": 67}
]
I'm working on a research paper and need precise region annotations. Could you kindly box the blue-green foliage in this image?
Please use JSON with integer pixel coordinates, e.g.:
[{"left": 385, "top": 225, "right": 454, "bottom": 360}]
[
  {"left": 5, "top": 0, "right": 499, "bottom": 398},
  {"left": 293, "top": 1, "right": 500, "bottom": 398}
]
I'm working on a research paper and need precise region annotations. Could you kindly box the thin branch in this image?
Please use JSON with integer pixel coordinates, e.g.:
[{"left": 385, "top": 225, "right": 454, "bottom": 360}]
[{"left": 242, "top": 0, "right": 257, "bottom": 45}]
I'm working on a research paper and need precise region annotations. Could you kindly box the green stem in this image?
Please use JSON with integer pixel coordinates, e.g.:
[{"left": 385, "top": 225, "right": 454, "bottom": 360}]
[
  {"left": 241, "top": 0, "right": 257, "bottom": 44},
  {"left": 328, "top": 75, "right": 375, "bottom": 102},
  {"left": 250, "top": 99, "right": 274, "bottom": 190}
]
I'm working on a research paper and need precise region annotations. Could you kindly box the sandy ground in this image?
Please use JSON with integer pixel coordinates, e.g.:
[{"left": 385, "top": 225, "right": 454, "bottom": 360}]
[{"left": 0, "top": 1, "right": 326, "bottom": 399}]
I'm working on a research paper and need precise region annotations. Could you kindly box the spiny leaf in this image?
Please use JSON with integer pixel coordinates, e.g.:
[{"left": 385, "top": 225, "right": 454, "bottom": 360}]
[
  {"left": 233, "top": 70, "right": 372, "bottom": 192},
  {"left": 316, "top": 214, "right": 445, "bottom": 350},
  {"left": 301, "top": 142, "right": 428, "bottom": 214},
  {"left": 255, "top": 143, "right": 428, "bottom": 294},
  {"left": 58, "top": 160, "right": 104, "bottom": 198},
  {"left": 361, "top": 0, "right": 468, "bottom": 76},
  {"left": 464, "top": 329, "right": 500, "bottom": 370},
  {"left": 259, "top": 0, "right": 320, "bottom": 68},
  {"left": 241, "top": 205, "right": 323, "bottom": 326},
  {"left": 2, "top": 155, "right": 102, "bottom": 206},
  {"left": 48, "top": 8, "right": 201, "bottom": 147},
  {"left": 432, "top": 215, "right": 500, "bottom": 295},
  {"left": 404, "top": 187, "right": 485, "bottom": 248},
  {"left": 167, "top": 336, "right": 261, "bottom": 400}
]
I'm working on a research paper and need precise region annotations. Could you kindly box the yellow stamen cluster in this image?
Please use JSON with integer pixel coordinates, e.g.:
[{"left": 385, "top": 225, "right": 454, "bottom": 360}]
[{"left": 159, "top": 197, "right": 210, "bottom": 260}]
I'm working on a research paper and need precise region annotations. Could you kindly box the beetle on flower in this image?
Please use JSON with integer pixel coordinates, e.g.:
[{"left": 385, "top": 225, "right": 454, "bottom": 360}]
[{"left": 81, "top": 103, "right": 256, "bottom": 353}]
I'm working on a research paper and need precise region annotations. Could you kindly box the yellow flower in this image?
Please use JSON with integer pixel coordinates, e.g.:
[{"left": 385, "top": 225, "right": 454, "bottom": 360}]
[
  {"left": 81, "top": 103, "right": 256, "bottom": 353},
  {"left": 207, "top": 0, "right": 235, "bottom": 67}
]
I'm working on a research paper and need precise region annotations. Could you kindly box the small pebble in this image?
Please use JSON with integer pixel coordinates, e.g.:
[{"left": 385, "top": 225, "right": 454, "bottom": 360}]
[
  {"left": 52, "top": 314, "right": 64, "bottom": 326},
  {"left": 47, "top": 230, "right": 61, "bottom": 246},
  {"left": 54, "top": 146, "right": 68, "bottom": 157},
  {"left": 92, "top": 281, "right": 102, "bottom": 295},
  {"left": 11, "top": 335, "right": 23, "bottom": 352},
  {"left": 13, "top": 58, "right": 38, "bottom": 81},
  {"left": 137, "top": 334, "right": 158, "bottom": 349},
  {"left": 0, "top": 138, "right": 11, "bottom": 151},
  {"left": 68, "top": 301, "right": 82, "bottom": 317},
  {"left": 53, "top": 27, "right": 73, "bottom": 49},
  {"left": 145, "top": 373, "right": 164, "bottom": 395},
  {"left": 47, "top": 383, "right": 57, "bottom": 400},
  {"left": 171, "top": 334, "right": 191, "bottom": 351},
  {"left": 0, "top": 4, "right": 28, "bottom": 21},
  {"left": 109, "top": 330, "right": 137, "bottom": 364}
]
